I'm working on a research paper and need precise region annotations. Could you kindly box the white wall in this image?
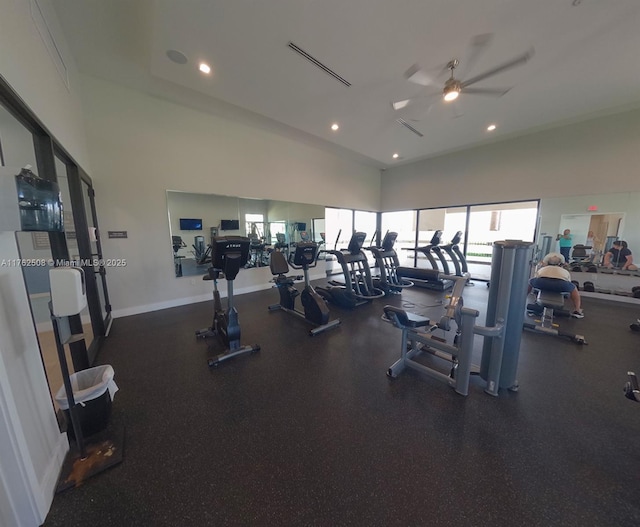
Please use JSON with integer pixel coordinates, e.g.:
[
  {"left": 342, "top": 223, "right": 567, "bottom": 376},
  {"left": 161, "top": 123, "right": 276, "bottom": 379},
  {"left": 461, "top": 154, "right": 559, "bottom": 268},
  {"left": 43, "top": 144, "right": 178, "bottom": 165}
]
[
  {"left": 78, "top": 74, "right": 381, "bottom": 316},
  {"left": 0, "top": 1, "right": 92, "bottom": 524},
  {"left": 381, "top": 108, "right": 640, "bottom": 211},
  {"left": 0, "top": 0, "right": 91, "bottom": 171}
]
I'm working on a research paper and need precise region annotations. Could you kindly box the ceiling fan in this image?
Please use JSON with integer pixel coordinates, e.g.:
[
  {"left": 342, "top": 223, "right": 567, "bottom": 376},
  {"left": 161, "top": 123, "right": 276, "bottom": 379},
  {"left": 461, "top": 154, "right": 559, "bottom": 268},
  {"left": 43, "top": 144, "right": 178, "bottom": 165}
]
[{"left": 392, "top": 35, "right": 534, "bottom": 114}]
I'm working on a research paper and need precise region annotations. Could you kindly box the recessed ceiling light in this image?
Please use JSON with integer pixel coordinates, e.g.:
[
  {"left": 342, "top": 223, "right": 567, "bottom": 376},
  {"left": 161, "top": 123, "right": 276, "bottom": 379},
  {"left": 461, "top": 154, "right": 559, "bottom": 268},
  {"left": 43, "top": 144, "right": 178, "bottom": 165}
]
[
  {"left": 392, "top": 153, "right": 399, "bottom": 159},
  {"left": 199, "top": 62, "right": 211, "bottom": 74},
  {"left": 331, "top": 123, "right": 339, "bottom": 131},
  {"left": 166, "top": 49, "right": 188, "bottom": 65},
  {"left": 487, "top": 124, "right": 497, "bottom": 131}
]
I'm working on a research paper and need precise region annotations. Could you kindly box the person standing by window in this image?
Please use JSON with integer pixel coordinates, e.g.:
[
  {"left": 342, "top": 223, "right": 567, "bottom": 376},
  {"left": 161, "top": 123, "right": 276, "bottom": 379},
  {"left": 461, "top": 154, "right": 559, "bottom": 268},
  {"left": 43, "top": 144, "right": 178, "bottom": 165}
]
[{"left": 556, "top": 229, "right": 573, "bottom": 262}]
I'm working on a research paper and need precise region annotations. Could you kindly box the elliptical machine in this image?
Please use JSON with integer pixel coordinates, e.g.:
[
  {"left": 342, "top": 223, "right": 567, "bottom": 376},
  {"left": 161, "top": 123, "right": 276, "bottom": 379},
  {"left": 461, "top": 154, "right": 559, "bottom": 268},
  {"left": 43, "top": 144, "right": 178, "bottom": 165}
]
[
  {"left": 316, "top": 231, "right": 385, "bottom": 308},
  {"left": 196, "top": 236, "right": 260, "bottom": 367},
  {"left": 368, "top": 231, "right": 414, "bottom": 295},
  {"left": 268, "top": 242, "right": 340, "bottom": 336}
]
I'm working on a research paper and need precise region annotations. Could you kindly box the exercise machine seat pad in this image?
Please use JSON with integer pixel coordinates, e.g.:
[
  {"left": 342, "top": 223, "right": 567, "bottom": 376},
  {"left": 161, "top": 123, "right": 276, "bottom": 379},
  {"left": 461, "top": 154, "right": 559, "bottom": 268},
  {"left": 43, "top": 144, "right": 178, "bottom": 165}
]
[
  {"left": 383, "top": 305, "right": 430, "bottom": 328},
  {"left": 536, "top": 290, "right": 565, "bottom": 308},
  {"left": 270, "top": 251, "right": 290, "bottom": 275}
]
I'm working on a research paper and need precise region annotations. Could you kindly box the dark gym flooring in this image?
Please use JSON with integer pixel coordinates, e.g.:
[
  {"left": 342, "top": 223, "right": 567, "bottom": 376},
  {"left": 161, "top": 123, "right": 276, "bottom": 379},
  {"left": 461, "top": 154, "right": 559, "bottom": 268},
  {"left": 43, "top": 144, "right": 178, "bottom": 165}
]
[{"left": 43, "top": 279, "right": 640, "bottom": 527}]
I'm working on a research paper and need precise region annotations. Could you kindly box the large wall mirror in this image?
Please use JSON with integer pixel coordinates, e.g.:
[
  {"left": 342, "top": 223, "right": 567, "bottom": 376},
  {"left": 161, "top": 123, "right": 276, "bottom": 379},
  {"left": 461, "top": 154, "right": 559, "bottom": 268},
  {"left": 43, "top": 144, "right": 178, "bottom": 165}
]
[
  {"left": 166, "top": 189, "right": 640, "bottom": 280},
  {"left": 538, "top": 191, "right": 640, "bottom": 262},
  {"left": 166, "top": 191, "right": 325, "bottom": 278}
]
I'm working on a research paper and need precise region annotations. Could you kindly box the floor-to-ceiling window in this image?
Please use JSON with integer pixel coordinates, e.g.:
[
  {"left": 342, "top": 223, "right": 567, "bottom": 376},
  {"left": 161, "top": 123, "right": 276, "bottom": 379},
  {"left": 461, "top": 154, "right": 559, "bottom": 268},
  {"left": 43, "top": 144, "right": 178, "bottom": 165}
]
[
  {"left": 382, "top": 200, "right": 539, "bottom": 281},
  {"left": 466, "top": 201, "right": 539, "bottom": 279},
  {"left": 380, "top": 210, "right": 417, "bottom": 267}
]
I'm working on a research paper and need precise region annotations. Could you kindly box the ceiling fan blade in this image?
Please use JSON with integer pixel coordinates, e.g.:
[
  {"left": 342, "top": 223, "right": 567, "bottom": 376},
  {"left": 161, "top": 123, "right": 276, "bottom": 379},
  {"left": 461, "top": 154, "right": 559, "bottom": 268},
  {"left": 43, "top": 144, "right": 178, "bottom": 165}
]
[
  {"left": 461, "top": 48, "right": 534, "bottom": 88},
  {"left": 391, "top": 99, "right": 412, "bottom": 110},
  {"left": 456, "top": 33, "right": 494, "bottom": 80},
  {"left": 404, "top": 64, "right": 438, "bottom": 86},
  {"left": 391, "top": 92, "right": 439, "bottom": 111},
  {"left": 450, "top": 99, "right": 463, "bottom": 119},
  {"left": 462, "top": 87, "right": 512, "bottom": 97},
  {"left": 407, "top": 105, "right": 435, "bottom": 122}
]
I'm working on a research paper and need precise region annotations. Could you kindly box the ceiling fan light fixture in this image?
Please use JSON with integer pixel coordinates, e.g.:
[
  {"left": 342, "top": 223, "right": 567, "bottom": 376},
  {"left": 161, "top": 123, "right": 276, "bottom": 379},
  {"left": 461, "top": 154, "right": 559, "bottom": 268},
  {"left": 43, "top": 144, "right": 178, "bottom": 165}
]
[
  {"left": 443, "top": 88, "right": 460, "bottom": 102},
  {"left": 443, "top": 78, "right": 461, "bottom": 102}
]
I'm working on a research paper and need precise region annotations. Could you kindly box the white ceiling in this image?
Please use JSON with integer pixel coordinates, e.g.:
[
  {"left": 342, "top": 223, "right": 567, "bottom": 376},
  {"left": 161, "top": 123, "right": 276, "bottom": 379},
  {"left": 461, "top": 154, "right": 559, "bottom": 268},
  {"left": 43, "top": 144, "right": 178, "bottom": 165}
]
[{"left": 52, "top": 0, "right": 640, "bottom": 168}]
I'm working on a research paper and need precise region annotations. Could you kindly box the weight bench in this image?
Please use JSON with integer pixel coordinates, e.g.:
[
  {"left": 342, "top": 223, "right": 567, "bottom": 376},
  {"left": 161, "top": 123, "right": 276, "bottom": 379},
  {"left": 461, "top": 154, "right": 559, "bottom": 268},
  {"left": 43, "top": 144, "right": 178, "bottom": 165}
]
[{"left": 524, "top": 289, "right": 586, "bottom": 344}]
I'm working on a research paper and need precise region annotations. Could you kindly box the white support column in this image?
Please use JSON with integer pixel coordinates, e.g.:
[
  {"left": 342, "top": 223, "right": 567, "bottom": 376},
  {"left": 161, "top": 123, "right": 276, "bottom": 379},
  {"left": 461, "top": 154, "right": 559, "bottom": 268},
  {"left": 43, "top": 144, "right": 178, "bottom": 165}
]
[{"left": 0, "top": 231, "right": 68, "bottom": 526}]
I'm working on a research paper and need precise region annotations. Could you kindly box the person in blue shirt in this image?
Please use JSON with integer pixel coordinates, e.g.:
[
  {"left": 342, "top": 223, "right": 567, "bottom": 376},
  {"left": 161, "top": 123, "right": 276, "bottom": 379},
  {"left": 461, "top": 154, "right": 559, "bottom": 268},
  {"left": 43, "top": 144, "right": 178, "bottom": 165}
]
[{"left": 556, "top": 229, "right": 573, "bottom": 262}]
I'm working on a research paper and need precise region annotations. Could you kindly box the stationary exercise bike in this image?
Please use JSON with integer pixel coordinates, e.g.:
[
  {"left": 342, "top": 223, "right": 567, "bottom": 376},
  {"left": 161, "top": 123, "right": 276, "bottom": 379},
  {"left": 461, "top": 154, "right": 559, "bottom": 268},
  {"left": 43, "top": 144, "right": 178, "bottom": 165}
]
[
  {"left": 269, "top": 242, "right": 340, "bottom": 336},
  {"left": 196, "top": 236, "right": 260, "bottom": 367}
]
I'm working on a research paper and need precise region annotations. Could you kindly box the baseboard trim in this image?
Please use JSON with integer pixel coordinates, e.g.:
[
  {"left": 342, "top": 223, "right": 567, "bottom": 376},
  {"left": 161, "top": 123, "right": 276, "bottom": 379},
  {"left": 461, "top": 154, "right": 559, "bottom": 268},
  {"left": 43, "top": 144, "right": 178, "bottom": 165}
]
[
  {"left": 111, "top": 283, "right": 273, "bottom": 319},
  {"left": 580, "top": 291, "right": 640, "bottom": 304}
]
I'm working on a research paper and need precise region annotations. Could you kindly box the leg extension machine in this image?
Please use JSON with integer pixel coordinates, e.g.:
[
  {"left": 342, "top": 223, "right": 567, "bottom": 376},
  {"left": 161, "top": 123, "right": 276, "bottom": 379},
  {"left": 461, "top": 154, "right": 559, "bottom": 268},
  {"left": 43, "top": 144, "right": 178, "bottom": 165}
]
[{"left": 384, "top": 275, "right": 503, "bottom": 396}]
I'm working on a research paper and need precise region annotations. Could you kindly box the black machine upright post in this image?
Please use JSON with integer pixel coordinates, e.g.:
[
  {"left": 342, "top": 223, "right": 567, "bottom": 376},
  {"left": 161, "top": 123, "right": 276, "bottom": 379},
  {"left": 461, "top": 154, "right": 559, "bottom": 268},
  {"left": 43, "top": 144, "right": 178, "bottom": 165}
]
[{"left": 50, "top": 305, "right": 86, "bottom": 459}]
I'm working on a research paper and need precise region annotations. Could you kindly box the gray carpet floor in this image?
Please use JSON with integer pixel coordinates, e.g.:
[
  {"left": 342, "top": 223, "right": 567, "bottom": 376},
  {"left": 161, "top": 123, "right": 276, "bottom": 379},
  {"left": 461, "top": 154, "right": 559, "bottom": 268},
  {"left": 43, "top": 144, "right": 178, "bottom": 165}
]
[{"left": 43, "top": 280, "right": 640, "bottom": 527}]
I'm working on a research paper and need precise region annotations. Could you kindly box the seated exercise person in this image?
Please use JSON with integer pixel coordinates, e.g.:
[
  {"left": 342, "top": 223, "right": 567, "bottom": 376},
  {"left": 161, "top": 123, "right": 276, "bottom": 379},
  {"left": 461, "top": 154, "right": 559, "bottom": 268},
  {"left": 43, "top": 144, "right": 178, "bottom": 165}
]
[
  {"left": 603, "top": 240, "right": 638, "bottom": 271},
  {"left": 529, "top": 252, "right": 584, "bottom": 318},
  {"left": 556, "top": 229, "right": 573, "bottom": 263}
]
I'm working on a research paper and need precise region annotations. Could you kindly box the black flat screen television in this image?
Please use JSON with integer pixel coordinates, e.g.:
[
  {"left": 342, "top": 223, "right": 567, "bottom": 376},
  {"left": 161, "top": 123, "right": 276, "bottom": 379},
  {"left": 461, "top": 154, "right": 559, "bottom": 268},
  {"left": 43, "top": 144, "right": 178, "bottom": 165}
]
[
  {"left": 179, "top": 218, "right": 203, "bottom": 230},
  {"left": 220, "top": 219, "right": 240, "bottom": 231}
]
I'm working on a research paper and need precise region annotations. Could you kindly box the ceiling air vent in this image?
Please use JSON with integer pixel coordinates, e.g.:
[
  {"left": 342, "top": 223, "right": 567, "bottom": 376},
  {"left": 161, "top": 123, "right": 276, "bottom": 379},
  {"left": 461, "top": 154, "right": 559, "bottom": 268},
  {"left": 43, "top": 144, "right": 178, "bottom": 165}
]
[
  {"left": 287, "top": 42, "right": 351, "bottom": 87},
  {"left": 395, "top": 118, "right": 424, "bottom": 137}
]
